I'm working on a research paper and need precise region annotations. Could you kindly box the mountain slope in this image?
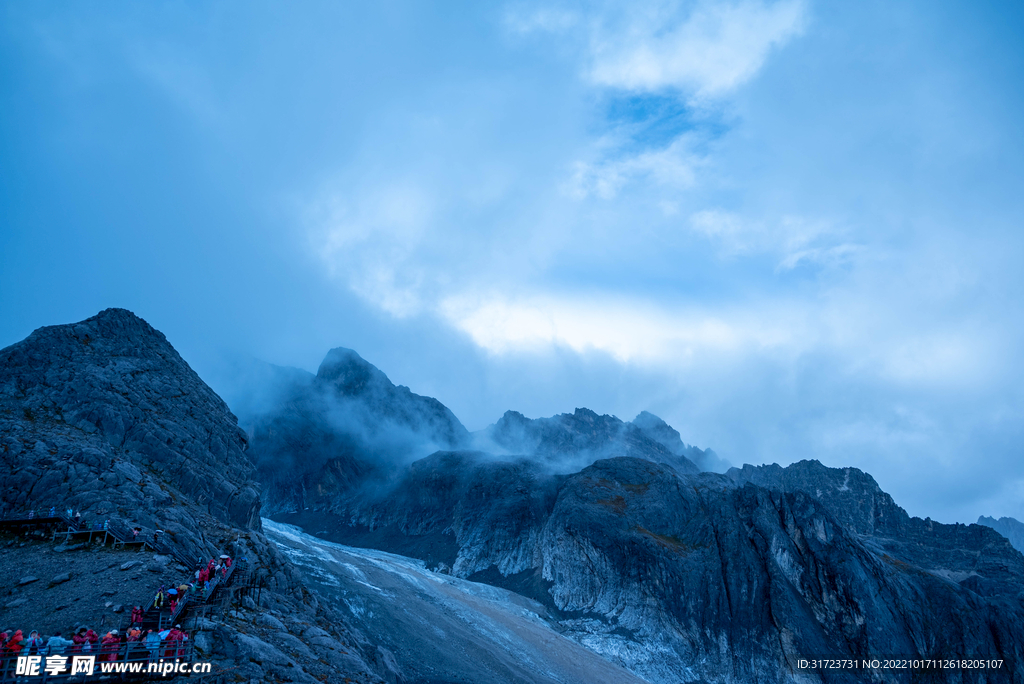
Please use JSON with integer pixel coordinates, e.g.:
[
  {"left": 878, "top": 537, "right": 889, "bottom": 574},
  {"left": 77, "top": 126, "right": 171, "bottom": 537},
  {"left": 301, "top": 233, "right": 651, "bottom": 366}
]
[
  {"left": 729, "top": 460, "right": 1024, "bottom": 596},
  {"left": 0, "top": 308, "right": 260, "bottom": 536},
  {"left": 280, "top": 451, "right": 1024, "bottom": 683},
  {"left": 266, "top": 520, "right": 651, "bottom": 684},
  {"left": 0, "top": 309, "right": 395, "bottom": 683}
]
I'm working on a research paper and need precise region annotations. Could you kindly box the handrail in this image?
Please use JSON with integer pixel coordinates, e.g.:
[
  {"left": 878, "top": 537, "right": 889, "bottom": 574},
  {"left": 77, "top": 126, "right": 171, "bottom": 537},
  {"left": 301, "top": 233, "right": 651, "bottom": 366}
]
[
  {"left": 0, "top": 508, "right": 238, "bottom": 681},
  {"left": 2, "top": 507, "right": 200, "bottom": 568}
]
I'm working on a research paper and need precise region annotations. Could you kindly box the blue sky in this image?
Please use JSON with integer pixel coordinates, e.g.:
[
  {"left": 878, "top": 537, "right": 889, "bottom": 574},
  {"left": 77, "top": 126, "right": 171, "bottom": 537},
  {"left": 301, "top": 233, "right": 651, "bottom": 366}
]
[{"left": 3, "top": 1, "right": 1024, "bottom": 524}]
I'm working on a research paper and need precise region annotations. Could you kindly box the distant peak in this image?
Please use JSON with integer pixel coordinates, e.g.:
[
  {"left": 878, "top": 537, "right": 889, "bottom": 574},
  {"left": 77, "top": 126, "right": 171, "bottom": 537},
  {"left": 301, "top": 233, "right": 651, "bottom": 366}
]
[
  {"left": 319, "top": 347, "right": 364, "bottom": 371},
  {"left": 316, "top": 347, "right": 391, "bottom": 393},
  {"left": 95, "top": 307, "right": 144, "bottom": 320},
  {"left": 632, "top": 411, "right": 669, "bottom": 429}
]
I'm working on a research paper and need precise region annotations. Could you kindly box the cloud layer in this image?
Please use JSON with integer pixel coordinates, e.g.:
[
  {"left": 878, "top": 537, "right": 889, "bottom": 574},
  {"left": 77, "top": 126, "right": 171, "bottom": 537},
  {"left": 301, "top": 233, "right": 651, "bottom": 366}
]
[{"left": 2, "top": 1, "right": 1024, "bottom": 527}]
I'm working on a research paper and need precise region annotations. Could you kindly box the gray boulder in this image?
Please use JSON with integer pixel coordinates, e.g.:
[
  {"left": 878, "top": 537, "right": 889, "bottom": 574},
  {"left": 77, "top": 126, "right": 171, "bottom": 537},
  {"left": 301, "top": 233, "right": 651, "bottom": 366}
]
[
  {"left": 49, "top": 572, "right": 71, "bottom": 585},
  {"left": 255, "top": 613, "right": 286, "bottom": 631}
]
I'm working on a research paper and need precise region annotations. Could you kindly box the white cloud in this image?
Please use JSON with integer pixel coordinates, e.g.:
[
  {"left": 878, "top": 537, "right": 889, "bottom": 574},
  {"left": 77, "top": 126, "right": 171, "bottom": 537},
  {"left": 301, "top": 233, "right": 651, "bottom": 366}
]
[
  {"left": 689, "top": 209, "right": 860, "bottom": 270},
  {"left": 566, "top": 134, "right": 701, "bottom": 199},
  {"left": 511, "top": 0, "right": 807, "bottom": 98},
  {"left": 439, "top": 292, "right": 800, "bottom": 363},
  {"left": 776, "top": 243, "right": 862, "bottom": 271},
  {"left": 307, "top": 182, "right": 435, "bottom": 317}
]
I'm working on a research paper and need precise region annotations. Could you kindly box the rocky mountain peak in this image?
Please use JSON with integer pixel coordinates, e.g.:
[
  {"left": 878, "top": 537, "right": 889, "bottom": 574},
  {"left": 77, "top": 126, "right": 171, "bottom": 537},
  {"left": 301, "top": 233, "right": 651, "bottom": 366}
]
[
  {"left": 0, "top": 308, "right": 261, "bottom": 535},
  {"left": 571, "top": 407, "right": 600, "bottom": 421},
  {"left": 631, "top": 410, "right": 682, "bottom": 450},
  {"left": 726, "top": 459, "right": 903, "bottom": 535},
  {"left": 316, "top": 346, "right": 391, "bottom": 395},
  {"left": 486, "top": 407, "right": 701, "bottom": 475}
]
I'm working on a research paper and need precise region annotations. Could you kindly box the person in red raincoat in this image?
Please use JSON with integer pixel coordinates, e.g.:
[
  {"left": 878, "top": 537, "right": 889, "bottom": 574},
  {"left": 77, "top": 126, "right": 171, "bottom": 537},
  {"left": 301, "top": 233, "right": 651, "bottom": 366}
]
[
  {"left": 71, "top": 628, "right": 88, "bottom": 653},
  {"left": 174, "top": 626, "right": 187, "bottom": 657},
  {"left": 101, "top": 630, "right": 119, "bottom": 662},
  {"left": 163, "top": 627, "right": 183, "bottom": 659},
  {"left": 5, "top": 630, "right": 24, "bottom": 656},
  {"left": 131, "top": 606, "right": 143, "bottom": 625},
  {"left": 85, "top": 628, "right": 99, "bottom": 652}
]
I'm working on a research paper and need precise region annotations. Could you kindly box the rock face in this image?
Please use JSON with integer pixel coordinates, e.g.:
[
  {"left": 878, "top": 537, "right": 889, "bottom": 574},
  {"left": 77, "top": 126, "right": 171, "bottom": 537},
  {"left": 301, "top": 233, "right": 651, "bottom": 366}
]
[
  {"left": 728, "top": 460, "right": 1024, "bottom": 598},
  {"left": 284, "top": 451, "right": 1024, "bottom": 683},
  {"left": 249, "top": 347, "right": 1024, "bottom": 682},
  {"left": 978, "top": 515, "right": 1024, "bottom": 554},
  {"left": 726, "top": 460, "right": 906, "bottom": 535},
  {"left": 0, "top": 310, "right": 394, "bottom": 683},
  {"left": 0, "top": 308, "right": 261, "bottom": 534},
  {"left": 241, "top": 349, "right": 470, "bottom": 512}
]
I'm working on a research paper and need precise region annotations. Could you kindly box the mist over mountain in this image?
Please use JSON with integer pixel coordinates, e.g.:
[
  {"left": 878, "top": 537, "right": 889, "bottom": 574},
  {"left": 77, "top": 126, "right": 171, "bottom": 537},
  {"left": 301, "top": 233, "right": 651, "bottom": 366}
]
[
  {"left": 6, "top": 309, "right": 1022, "bottom": 683},
  {"left": 251, "top": 339, "right": 1024, "bottom": 683},
  {"left": 631, "top": 410, "right": 731, "bottom": 473},
  {"left": 479, "top": 407, "right": 702, "bottom": 476},
  {"left": 233, "top": 348, "right": 722, "bottom": 514},
  {"left": 232, "top": 348, "right": 470, "bottom": 513}
]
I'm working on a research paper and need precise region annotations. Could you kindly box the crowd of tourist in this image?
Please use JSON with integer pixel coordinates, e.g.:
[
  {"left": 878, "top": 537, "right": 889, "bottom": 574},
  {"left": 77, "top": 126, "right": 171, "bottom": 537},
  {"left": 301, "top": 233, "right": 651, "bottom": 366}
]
[
  {"left": 0, "top": 554, "right": 238, "bottom": 673},
  {"left": 0, "top": 623, "right": 189, "bottom": 665}
]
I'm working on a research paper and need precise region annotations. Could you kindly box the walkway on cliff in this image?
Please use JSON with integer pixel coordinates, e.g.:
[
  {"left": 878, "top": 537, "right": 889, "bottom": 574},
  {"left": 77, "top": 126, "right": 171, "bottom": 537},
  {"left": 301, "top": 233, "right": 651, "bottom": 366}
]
[{"left": 0, "top": 508, "right": 252, "bottom": 682}]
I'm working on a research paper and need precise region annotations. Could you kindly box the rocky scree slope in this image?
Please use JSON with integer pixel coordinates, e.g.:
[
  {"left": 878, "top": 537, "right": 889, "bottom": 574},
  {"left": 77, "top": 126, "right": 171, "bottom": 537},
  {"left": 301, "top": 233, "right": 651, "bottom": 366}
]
[
  {"left": 289, "top": 450, "right": 1024, "bottom": 684},
  {"left": 265, "top": 520, "right": 652, "bottom": 684},
  {"left": 0, "top": 309, "right": 396, "bottom": 683}
]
